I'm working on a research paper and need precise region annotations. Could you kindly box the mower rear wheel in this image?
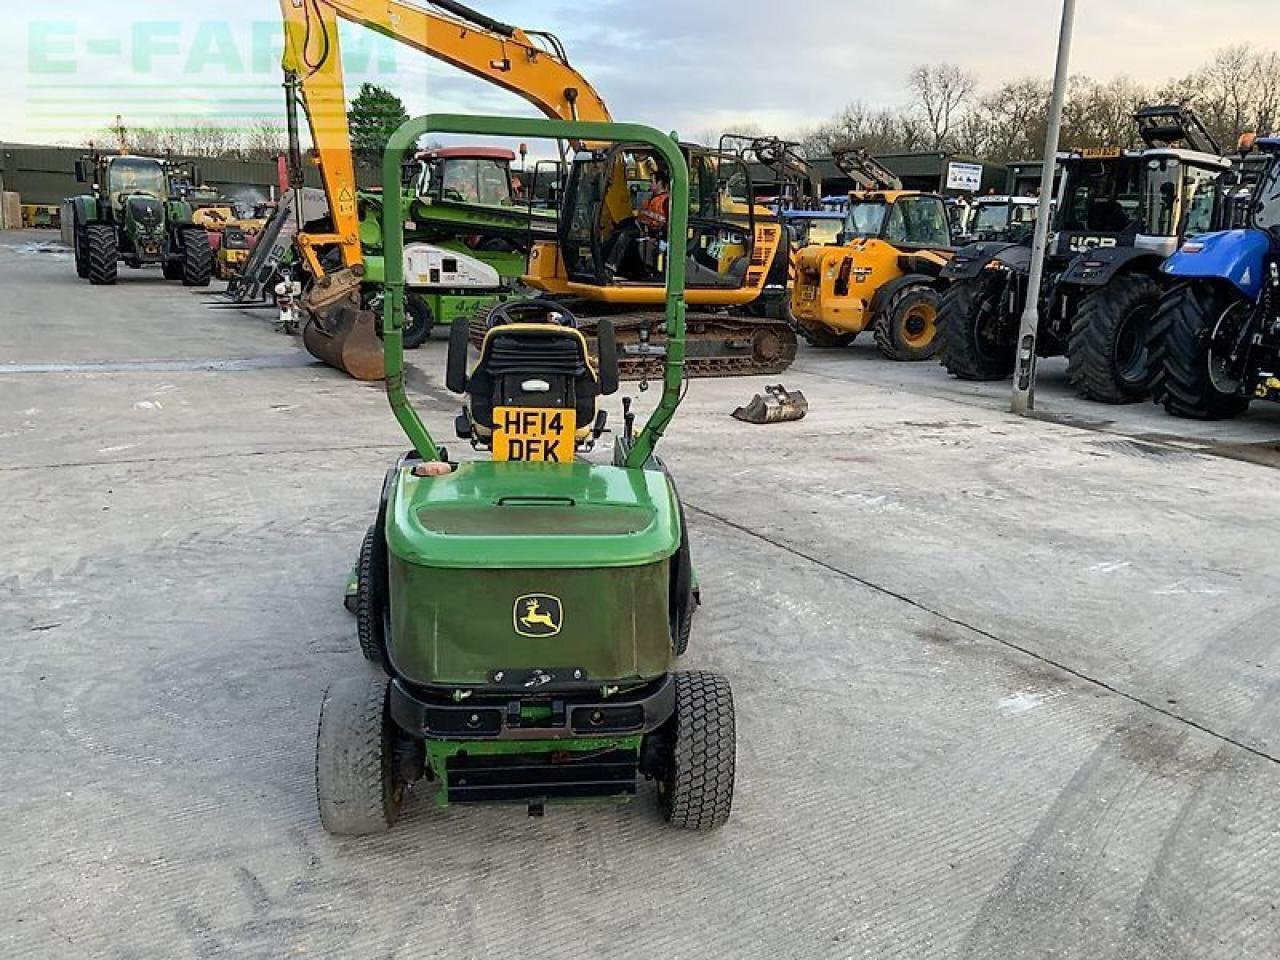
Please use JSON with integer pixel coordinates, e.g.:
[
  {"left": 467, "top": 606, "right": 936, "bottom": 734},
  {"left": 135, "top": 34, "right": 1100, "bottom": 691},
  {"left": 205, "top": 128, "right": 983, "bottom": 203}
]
[
  {"left": 1066, "top": 273, "right": 1161, "bottom": 404},
  {"left": 873, "top": 284, "right": 940, "bottom": 361},
  {"left": 658, "top": 671, "right": 735, "bottom": 830},
  {"left": 86, "top": 224, "right": 118, "bottom": 286},
  {"left": 315, "top": 675, "right": 404, "bottom": 835},
  {"left": 355, "top": 525, "right": 391, "bottom": 671},
  {"left": 938, "top": 277, "right": 1015, "bottom": 380},
  {"left": 182, "top": 229, "right": 213, "bottom": 287}
]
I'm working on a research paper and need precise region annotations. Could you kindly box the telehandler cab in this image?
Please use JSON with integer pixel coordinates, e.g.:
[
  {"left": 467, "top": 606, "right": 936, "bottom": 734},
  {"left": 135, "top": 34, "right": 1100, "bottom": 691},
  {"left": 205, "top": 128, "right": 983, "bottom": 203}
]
[{"left": 316, "top": 115, "right": 735, "bottom": 834}]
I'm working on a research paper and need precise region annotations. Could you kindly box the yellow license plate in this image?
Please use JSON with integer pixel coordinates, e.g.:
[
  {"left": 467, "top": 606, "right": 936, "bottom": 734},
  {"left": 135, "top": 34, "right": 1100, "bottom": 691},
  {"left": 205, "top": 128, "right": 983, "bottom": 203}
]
[
  {"left": 493, "top": 407, "right": 576, "bottom": 463},
  {"left": 1081, "top": 146, "right": 1122, "bottom": 159}
]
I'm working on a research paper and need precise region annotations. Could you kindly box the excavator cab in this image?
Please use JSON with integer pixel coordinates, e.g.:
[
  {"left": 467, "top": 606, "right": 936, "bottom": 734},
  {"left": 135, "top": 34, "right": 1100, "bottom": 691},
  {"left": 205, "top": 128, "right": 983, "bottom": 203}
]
[{"left": 528, "top": 142, "right": 780, "bottom": 309}]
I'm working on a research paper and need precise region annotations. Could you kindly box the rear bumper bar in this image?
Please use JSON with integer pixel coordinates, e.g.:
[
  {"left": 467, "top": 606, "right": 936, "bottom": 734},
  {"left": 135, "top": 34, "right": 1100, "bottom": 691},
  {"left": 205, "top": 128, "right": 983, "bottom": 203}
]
[{"left": 389, "top": 675, "right": 674, "bottom": 742}]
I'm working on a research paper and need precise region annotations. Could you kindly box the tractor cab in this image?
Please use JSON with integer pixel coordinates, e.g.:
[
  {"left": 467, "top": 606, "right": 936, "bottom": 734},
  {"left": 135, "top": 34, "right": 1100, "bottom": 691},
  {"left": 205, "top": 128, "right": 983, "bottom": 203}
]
[
  {"left": 411, "top": 147, "right": 519, "bottom": 207},
  {"left": 1050, "top": 150, "right": 1147, "bottom": 258},
  {"left": 1244, "top": 138, "right": 1280, "bottom": 238},
  {"left": 1134, "top": 148, "right": 1233, "bottom": 255},
  {"left": 963, "top": 196, "right": 1039, "bottom": 244},
  {"left": 83, "top": 155, "right": 170, "bottom": 213}
]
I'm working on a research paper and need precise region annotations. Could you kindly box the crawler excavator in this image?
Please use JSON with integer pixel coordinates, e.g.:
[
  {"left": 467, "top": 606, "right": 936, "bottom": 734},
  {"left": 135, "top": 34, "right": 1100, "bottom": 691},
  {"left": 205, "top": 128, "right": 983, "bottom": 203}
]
[{"left": 281, "top": 0, "right": 793, "bottom": 380}]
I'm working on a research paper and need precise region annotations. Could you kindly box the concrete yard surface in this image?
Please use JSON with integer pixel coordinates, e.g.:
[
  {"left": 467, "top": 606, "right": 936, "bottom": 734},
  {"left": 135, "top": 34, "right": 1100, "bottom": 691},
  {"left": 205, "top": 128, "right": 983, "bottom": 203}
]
[{"left": 2, "top": 229, "right": 1279, "bottom": 959}]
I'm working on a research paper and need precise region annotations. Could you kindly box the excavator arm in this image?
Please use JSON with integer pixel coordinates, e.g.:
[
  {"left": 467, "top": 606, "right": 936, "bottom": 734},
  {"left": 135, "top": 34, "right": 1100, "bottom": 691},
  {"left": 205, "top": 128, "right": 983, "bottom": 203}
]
[
  {"left": 276, "top": 0, "right": 613, "bottom": 379},
  {"left": 279, "top": 0, "right": 611, "bottom": 279}
]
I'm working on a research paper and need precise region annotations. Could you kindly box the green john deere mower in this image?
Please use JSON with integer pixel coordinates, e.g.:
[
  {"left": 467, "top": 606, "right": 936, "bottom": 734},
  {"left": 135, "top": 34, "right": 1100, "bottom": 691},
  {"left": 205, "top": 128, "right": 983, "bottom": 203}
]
[{"left": 316, "top": 115, "right": 735, "bottom": 834}]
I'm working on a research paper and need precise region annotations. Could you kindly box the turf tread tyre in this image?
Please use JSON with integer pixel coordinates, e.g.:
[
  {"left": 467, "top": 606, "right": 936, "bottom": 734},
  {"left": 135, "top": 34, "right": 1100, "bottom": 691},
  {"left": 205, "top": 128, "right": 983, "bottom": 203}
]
[
  {"left": 315, "top": 675, "right": 402, "bottom": 835},
  {"left": 181, "top": 229, "right": 213, "bottom": 287},
  {"left": 355, "top": 525, "right": 390, "bottom": 670},
  {"left": 938, "top": 278, "right": 1015, "bottom": 380},
  {"left": 86, "top": 224, "right": 118, "bottom": 285},
  {"left": 1066, "top": 274, "right": 1161, "bottom": 404},
  {"left": 1148, "top": 281, "right": 1252, "bottom": 420},
  {"left": 671, "top": 501, "right": 695, "bottom": 657},
  {"left": 873, "top": 284, "right": 940, "bottom": 361},
  {"left": 660, "top": 671, "right": 735, "bottom": 830}
]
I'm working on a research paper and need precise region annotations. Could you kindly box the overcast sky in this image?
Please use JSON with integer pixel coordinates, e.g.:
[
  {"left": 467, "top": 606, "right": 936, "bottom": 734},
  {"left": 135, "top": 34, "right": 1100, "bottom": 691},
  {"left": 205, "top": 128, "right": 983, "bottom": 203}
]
[{"left": 3, "top": 1, "right": 1280, "bottom": 149}]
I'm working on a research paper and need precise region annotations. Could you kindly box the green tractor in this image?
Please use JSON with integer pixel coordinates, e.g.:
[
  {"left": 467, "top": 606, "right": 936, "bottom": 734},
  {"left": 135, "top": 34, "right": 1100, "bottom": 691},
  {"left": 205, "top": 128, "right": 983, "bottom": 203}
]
[
  {"left": 61, "top": 153, "right": 212, "bottom": 287},
  {"left": 316, "top": 114, "right": 735, "bottom": 834}
]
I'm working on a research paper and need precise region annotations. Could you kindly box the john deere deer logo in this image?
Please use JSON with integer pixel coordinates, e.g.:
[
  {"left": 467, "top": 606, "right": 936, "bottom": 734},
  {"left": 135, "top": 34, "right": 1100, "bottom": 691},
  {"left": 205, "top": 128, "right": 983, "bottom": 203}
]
[{"left": 514, "top": 594, "right": 563, "bottom": 638}]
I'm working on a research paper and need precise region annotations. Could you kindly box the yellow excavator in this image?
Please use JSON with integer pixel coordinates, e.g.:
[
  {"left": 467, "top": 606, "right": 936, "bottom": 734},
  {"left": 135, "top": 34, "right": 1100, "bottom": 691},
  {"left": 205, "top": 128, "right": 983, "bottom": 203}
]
[{"left": 280, "top": 0, "right": 793, "bottom": 379}]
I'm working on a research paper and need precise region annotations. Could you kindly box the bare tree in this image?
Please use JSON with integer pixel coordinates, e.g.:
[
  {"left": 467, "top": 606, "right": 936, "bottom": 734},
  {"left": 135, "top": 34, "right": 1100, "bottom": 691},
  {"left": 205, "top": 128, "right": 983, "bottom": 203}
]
[
  {"left": 240, "top": 118, "right": 287, "bottom": 160},
  {"left": 908, "top": 63, "right": 978, "bottom": 151}
]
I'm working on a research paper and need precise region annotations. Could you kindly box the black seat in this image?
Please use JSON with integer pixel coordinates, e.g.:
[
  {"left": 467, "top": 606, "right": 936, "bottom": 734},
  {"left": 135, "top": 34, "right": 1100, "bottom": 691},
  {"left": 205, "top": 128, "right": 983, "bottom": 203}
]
[{"left": 446, "top": 302, "right": 618, "bottom": 451}]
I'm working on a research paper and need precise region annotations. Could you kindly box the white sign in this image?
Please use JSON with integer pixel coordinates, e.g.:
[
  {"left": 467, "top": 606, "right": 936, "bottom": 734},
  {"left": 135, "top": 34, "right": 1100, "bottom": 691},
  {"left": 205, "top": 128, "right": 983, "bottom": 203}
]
[{"left": 945, "top": 161, "right": 984, "bottom": 192}]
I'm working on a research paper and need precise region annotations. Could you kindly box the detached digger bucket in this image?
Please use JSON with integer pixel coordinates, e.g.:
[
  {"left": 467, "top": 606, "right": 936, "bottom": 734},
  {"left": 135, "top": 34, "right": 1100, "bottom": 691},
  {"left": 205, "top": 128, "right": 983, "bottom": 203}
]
[
  {"left": 732, "top": 384, "right": 808, "bottom": 424},
  {"left": 303, "top": 306, "right": 385, "bottom": 381}
]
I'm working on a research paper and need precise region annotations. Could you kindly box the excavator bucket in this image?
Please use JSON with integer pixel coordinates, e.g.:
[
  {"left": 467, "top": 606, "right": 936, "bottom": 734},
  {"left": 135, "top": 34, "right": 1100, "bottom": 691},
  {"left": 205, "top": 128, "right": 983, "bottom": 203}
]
[
  {"left": 302, "top": 306, "right": 385, "bottom": 381},
  {"left": 731, "top": 384, "right": 808, "bottom": 424}
]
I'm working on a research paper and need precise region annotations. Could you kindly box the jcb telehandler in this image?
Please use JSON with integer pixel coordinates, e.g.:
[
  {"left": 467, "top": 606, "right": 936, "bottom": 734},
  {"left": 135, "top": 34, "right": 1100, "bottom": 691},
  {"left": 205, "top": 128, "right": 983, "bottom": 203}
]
[
  {"left": 61, "top": 153, "right": 212, "bottom": 287},
  {"left": 789, "top": 148, "right": 953, "bottom": 359}
]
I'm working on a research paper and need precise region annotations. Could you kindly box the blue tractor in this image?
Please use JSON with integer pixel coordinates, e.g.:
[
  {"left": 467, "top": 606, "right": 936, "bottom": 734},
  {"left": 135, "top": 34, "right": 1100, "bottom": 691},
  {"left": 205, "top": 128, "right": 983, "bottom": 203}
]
[{"left": 1150, "top": 137, "right": 1280, "bottom": 419}]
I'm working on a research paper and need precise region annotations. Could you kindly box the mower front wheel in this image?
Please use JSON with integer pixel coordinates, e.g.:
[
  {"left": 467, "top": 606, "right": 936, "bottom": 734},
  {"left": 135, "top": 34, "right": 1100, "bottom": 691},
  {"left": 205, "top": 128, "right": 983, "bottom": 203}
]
[
  {"left": 658, "top": 671, "right": 736, "bottom": 830},
  {"left": 355, "top": 524, "right": 392, "bottom": 672},
  {"left": 315, "top": 675, "right": 405, "bottom": 835}
]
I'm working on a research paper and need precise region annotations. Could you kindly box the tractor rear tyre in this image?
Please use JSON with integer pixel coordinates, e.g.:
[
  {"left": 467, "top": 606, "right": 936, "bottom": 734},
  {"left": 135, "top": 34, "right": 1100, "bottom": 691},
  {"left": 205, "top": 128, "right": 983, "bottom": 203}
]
[
  {"left": 1148, "top": 281, "right": 1252, "bottom": 420},
  {"left": 873, "top": 284, "right": 941, "bottom": 361},
  {"left": 162, "top": 258, "right": 184, "bottom": 281},
  {"left": 1066, "top": 274, "right": 1161, "bottom": 404},
  {"left": 796, "top": 323, "right": 857, "bottom": 349},
  {"left": 658, "top": 671, "right": 735, "bottom": 830},
  {"left": 355, "top": 524, "right": 392, "bottom": 672},
  {"left": 182, "top": 229, "right": 213, "bottom": 287},
  {"left": 938, "top": 278, "right": 1015, "bottom": 380},
  {"left": 86, "top": 224, "right": 118, "bottom": 286},
  {"left": 73, "top": 227, "right": 90, "bottom": 279},
  {"left": 315, "top": 675, "right": 404, "bottom": 835},
  {"left": 403, "top": 294, "right": 433, "bottom": 350}
]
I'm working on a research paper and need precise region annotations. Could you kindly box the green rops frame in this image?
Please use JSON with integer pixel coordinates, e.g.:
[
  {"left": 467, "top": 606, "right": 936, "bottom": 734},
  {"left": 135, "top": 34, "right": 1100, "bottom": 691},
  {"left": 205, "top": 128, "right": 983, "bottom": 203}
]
[{"left": 379, "top": 114, "right": 690, "bottom": 467}]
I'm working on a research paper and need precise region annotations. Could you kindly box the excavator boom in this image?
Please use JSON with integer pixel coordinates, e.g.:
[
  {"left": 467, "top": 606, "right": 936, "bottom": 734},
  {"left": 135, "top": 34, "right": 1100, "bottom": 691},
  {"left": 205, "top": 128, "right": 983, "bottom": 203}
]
[{"left": 278, "top": 0, "right": 613, "bottom": 379}]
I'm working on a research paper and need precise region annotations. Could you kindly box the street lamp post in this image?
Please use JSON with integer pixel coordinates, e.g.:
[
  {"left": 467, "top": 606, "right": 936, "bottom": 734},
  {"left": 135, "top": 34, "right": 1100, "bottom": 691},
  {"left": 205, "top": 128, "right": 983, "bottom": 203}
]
[{"left": 1011, "top": 0, "right": 1077, "bottom": 415}]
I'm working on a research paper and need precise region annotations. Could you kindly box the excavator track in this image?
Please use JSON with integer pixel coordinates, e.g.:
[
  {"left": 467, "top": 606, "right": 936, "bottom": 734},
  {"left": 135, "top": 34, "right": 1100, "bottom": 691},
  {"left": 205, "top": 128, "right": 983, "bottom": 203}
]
[{"left": 468, "top": 302, "right": 797, "bottom": 380}]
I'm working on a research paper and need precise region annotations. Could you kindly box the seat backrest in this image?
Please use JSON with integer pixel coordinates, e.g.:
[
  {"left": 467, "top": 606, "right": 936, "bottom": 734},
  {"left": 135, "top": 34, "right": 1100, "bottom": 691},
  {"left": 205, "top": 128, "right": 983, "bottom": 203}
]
[{"left": 467, "top": 324, "right": 598, "bottom": 433}]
